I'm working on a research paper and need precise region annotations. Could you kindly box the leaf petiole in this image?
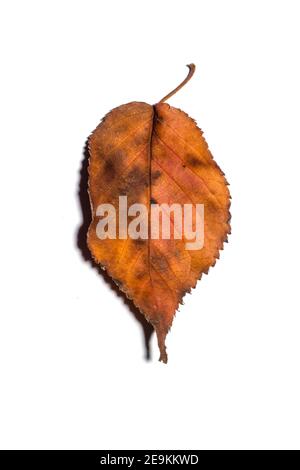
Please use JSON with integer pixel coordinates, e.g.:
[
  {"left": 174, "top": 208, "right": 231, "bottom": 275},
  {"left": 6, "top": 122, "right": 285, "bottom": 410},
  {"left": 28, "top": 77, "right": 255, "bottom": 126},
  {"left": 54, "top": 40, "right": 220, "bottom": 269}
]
[{"left": 158, "top": 63, "right": 196, "bottom": 103}]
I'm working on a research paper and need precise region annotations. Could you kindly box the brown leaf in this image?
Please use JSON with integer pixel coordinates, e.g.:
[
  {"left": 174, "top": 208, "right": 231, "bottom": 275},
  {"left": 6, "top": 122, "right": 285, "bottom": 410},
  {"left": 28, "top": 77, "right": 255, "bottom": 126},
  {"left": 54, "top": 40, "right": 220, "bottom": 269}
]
[{"left": 87, "top": 65, "right": 231, "bottom": 363}]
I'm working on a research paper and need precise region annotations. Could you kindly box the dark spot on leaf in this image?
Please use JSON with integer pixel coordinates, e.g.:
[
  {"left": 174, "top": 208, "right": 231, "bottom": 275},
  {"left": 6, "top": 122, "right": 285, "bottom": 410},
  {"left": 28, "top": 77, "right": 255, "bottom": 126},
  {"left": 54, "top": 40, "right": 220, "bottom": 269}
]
[
  {"left": 103, "top": 160, "right": 115, "bottom": 180},
  {"left": 151, "top": 254, "right": 168, "bottom": 272},
  {"left": 186, "top": 154, "right": 203, "bottom": 168},
  {"left": 152, "top": 170, "right": 161, "bottom": 181},
  {"left": 119, "top": 166, "right": 148, "bottom": 195},
  {"left": 134, "top": 238, "right": 147, "bottom": 246}
]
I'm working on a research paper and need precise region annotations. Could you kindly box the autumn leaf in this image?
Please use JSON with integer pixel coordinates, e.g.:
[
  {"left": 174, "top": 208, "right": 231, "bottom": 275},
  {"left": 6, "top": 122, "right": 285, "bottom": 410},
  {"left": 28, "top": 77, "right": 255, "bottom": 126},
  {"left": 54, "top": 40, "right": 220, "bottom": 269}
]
[{"left": 87, "top": 64, "right": 231, "bottom": 363}]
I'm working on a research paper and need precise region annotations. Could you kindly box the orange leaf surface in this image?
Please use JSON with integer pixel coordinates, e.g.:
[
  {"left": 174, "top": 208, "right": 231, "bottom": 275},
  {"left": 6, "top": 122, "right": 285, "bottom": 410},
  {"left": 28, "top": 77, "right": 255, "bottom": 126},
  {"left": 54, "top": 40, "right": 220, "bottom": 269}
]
[{"left": 87, "top": 65, "right": 231, "bottom": 362}]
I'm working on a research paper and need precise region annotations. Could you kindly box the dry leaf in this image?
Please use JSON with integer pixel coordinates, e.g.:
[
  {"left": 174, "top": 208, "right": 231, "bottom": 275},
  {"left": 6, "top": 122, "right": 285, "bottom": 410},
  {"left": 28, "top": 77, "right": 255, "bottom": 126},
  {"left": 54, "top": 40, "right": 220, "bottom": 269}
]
[{"left": 87, "top": 65, "right": 230, "bottom": 363}]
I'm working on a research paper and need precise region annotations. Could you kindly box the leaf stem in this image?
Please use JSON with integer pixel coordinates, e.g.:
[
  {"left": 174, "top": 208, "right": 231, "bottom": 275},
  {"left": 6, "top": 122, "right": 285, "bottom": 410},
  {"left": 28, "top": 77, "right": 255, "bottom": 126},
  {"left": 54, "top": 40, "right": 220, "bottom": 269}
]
[{"left": 158, "top": 64, "right": 196, "bottom": 103}]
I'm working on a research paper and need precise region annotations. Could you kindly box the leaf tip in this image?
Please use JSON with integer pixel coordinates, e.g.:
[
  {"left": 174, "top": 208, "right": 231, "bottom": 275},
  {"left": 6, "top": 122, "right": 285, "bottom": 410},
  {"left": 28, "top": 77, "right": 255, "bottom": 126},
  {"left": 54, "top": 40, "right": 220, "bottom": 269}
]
[{"left": 155, "top": 324, "right": 168, "bottom": 364}]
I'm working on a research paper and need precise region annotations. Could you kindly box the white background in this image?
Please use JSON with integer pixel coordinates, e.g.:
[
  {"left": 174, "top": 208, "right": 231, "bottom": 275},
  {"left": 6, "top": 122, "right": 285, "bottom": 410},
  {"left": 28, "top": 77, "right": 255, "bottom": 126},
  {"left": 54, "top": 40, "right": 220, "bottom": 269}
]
[{"left": 0, "top": 0, "right": 300, "bottom": 450}]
